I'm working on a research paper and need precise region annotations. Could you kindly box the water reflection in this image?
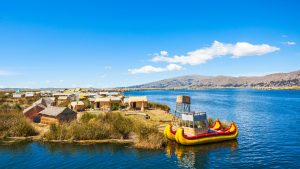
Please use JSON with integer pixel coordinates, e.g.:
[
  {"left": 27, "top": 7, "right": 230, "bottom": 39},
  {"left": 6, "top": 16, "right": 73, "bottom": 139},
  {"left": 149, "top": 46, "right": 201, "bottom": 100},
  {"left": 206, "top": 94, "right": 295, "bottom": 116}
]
[{"left": 166, "top": 140, "right": 239, "bottom": 168}]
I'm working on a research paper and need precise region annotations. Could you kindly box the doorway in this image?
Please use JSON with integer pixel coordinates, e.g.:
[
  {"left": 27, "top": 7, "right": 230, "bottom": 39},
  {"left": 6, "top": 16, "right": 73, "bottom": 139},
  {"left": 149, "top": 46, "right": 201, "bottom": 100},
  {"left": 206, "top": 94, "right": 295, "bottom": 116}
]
[{"left": 133, "top": 102, "right": 136, "bottom": 109}]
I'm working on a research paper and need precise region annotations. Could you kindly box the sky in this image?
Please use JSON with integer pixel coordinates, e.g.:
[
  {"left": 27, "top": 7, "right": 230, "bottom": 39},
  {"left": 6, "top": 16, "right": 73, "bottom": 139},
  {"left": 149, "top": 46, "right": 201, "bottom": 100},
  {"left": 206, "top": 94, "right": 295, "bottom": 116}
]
[{"left": 0, "top": 0, "right": 300, "bottom": 88}]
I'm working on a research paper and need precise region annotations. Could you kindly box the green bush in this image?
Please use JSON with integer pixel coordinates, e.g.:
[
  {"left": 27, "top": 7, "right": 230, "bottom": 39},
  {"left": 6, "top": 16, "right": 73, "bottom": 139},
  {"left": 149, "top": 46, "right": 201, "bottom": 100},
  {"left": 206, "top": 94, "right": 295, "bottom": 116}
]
[
  {"left": 148, "top": 102, "right": 170, "bottom": 111},
  {"left": 58, "top": 101, "right": 70, "bottom": 107},
  {"left": 80, "top": 112, "right": 97, "bottom": 123}
]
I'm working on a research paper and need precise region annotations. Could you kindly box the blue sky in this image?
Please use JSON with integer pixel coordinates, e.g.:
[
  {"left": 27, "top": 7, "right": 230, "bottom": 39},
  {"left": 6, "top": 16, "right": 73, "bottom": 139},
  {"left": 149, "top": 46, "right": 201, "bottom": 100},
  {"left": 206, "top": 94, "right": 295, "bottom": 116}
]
[{"left": 0, "top": 0, "right": 299, "bottom": 88}]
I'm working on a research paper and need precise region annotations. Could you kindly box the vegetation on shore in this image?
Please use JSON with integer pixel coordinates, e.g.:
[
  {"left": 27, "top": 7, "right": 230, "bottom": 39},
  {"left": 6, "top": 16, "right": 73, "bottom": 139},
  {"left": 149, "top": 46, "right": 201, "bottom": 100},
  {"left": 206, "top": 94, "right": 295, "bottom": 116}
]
[
  {"left": 43, "top": 112, "right": 168, "bottom": 149},
  {"left": 148, "top": 102, "right": 170, "bottom": 111},
  {"left": 0, "top": 105, "right": 36, "bottom": 138}
]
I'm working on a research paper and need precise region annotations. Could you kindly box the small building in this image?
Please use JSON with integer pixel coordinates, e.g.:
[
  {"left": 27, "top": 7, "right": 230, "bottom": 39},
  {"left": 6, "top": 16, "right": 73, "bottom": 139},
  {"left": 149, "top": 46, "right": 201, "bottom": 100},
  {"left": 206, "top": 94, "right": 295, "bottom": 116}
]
[
  {"left": 4, "top": 93, "right": 10, "bottom": 96},
  {"left": 88, "top": 98, "right": 95, "bottom": 105},
  {"left": 13, "top": 93, "right": 23, "bottom": 98},
  {"left": 94, "top": 98, "right": 111, "bottom": 110},
  {"left": 35, "top": 97, "right": 56, "bottom": 107},
  {"left": 69, "top": 101, "right": 85, "bottom": 111},
  {"left": 25, "top": 93, "right": 34, "bottom": 98},
  {"left": 38, "top": 106, "right": 77, "bottom": 125},
  {"left": 57, "top": 96, "right": 70, "bottom": 104},
  {"left": 23, "top": 104, "right": 46, "bottom": 123},
  {"left": 129, "top": 96, "right": 147, "bottom": 110},
  {"left": 48, "top": 97, "right": 56, "bottom": 102}
]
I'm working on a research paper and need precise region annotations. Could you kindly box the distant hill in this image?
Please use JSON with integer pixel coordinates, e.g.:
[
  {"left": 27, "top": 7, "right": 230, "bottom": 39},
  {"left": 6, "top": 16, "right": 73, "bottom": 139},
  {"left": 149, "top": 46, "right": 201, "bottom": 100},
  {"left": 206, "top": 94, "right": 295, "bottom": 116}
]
[
  {"left": 128, "top": 75, "right": 213, "bottom": 88},
  {"left": 128, "top": 70, "right": 300, "bottom": 88},
  {"left": 189, "top": 70, "right": 300, "bottom": 88}
]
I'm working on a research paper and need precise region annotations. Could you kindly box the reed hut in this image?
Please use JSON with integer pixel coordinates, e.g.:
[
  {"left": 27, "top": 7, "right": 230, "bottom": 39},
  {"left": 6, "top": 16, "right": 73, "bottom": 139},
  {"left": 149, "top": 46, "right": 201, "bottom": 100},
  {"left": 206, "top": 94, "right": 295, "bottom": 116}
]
[
  {"left": 129, "top": 96, "right": 147, "bottom": 110},
  {"left": 69, "top": 101, "right": 85, "bottom": 111},
  {"left": 23, "top": 104, "right": 46, "bottom": 123},
  {"left": 94, "top": 98, "right": 111, "bottom": 110},
  {"left": 13, "top": 93, "right": 23, "bottom": 99},
  {"left": 57, "top": 96, "right": 70, "bottom": 104},
  {"left": 25, "top": 93, "right": 34, "bottom": 98},
  {"left": 35, "top": 97, "right": 56, "bottom": 107},
  {"left": 38, "top": 106, "right": 77, "bottom": 125}
]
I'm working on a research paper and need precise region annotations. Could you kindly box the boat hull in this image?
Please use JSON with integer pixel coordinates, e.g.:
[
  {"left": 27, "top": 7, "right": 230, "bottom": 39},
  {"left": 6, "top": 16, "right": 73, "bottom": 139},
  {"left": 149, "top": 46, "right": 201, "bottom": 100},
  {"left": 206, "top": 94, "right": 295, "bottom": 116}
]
[
  {"left": 175, "top": 122, "right": 238, "bottom": 145},
  {"left": 164, "top": 124, "right": 176, "bottom": 141}
]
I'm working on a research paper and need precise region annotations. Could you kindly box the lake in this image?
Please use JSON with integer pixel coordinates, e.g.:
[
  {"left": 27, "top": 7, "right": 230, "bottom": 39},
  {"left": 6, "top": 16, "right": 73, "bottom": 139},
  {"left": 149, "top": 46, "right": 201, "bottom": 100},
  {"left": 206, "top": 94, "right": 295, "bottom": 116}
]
[{"left": 1, "top": 89, "right": 300, "bottom": 168}]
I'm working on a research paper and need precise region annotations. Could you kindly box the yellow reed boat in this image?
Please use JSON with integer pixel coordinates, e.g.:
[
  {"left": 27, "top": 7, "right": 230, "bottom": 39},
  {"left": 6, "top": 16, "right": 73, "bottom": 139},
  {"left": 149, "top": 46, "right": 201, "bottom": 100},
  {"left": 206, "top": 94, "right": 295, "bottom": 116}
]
[{"left": 164, "top": 111, "right": 238, "bottom": 145}]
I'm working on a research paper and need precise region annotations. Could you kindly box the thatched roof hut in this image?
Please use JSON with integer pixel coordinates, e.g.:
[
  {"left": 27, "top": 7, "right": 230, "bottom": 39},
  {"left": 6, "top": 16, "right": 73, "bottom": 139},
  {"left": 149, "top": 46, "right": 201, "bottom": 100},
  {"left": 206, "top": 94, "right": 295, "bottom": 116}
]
[
  {"left": 34, "top": 97, "right": 56, "bottom": 107},
  {"left": 23, "top": 104, "right": 46, "bottom": 123},
  {"left": 129, "top": 96, "right": 147, "bottom": 110},
  {"left": 25, "top": 93, "right": 34, "bottom": 98},
  {"left": 38, "top": 106, "right": 77, "bottom": 125},
  {"left": 69, "top": 101, "right": 85, "bottom": 111},
  {"left": 57, "top": 96, "right": 70, "bottom": 104},
  {"left": 13, "top": 93, "right": 23, "bottom": 98},
  {"left": 94, "top": 98, "right": 111, "bottom": 110}
]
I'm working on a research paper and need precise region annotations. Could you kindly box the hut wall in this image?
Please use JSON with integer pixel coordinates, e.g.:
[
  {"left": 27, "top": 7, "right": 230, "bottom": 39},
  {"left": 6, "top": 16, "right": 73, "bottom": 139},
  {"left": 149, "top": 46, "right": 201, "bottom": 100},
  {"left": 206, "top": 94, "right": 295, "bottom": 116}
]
[
  {"left": 94, "top": 102, "right": 111, "bottom": 109},
  {"left": 183, "top": 127, "right": 208, "bottom": 136},
  {"left": 40, "top": 115, "right": 59, "bottom": 125},
  {"left": 77, "top": 105, "right": 85, "bottom": 111},
  {"left": 130, "top": 101, "right": 148, "bottom": 109},
  {"left": 58, "top": 113, "right": 77, "bottom": 123},
  {"left": 24, "top": 106, "right": 44, "bottom": 123},
  {"left": 177, "top": 95, "right": 190, "bottom": 104}
]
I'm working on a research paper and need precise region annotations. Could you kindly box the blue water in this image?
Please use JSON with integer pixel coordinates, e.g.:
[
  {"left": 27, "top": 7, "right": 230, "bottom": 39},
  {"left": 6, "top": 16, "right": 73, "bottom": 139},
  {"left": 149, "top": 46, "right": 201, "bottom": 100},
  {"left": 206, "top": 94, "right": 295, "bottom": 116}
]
[{"left": 1, "top": 89, "right": 300, "bottom": 168}]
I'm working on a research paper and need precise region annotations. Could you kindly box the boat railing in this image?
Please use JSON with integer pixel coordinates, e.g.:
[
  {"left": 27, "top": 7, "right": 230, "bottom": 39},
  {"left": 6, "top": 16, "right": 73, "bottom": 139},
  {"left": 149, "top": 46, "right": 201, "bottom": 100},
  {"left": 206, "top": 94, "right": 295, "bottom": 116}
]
[{"left": 181, "top": 111, "right": 206, "bottom": 116}]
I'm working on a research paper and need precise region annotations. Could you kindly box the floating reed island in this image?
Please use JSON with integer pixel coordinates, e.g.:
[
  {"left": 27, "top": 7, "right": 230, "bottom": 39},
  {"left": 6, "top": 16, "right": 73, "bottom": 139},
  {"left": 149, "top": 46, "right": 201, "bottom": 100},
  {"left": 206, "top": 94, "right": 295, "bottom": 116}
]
[{"left": 1, "top": 89, "right": 232, "bottom": 149}]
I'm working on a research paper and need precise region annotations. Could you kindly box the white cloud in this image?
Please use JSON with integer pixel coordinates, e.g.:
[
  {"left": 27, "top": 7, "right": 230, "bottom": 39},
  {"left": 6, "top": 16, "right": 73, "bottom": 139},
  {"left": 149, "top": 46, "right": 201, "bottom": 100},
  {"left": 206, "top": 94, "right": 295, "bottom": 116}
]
[
  {"left": 282, "top": 42, "right": 296, "bottom": 45},
  {"left": 101, "top": 74, "right": 106, "bottom": 78},
  {"left": 72, "top": 85, "right": 76, "bottom": 87},
  {"left": 282, "top": 35, "right": 287, "bottom": 37},
  {"left": 151, "top": 41, "right": 280, "bottom": 65},
  {"left": 0, "top": 70, "right": 16, "bottom": 76},
  {"left": 84, "top": 85, "right": 93, "bottom": 87},
  {"left": 0, "top": 86, "right": 4, "bottom": 88},
  {"left": 148, "top": 54, "right": 151, "bottom": 56},
  {"left": 45, "top": 81, "right": 50, "bottom": 83},
  {"left": 105, "top": 66, "right": 112, "bottom": 69},
  {"left": 160, "top": 51, "right": 168, "bottom": 56},
  {"left": 128, "top": 64, "right": 185, "bottom": 74},
  {"left": 141, "top": 60, "right": 144, "bottom": 62},
  {"left": 27, "top": 82, "right": 37, "bottom": 84},
  {"left": 60, "top": 80, "right": 63, "bottom": 82},
  {"left": 287, "top": 42, "right": 296, "bottom": 45}
]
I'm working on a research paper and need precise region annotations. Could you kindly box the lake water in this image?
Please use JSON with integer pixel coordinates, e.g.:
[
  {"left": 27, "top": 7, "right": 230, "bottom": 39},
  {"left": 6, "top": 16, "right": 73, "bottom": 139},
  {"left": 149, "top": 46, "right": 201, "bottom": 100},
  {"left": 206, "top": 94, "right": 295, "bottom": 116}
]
[{"left": 1, "top": 89, "right": 300, "bottom": 168}]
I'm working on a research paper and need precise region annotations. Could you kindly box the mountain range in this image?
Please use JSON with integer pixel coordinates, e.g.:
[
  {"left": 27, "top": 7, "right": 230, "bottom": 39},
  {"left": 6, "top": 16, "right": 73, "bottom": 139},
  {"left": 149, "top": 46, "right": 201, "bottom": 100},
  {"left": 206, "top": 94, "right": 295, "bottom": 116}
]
[{"left": 129, "top": 70, "right": 300, "bottom": 88}]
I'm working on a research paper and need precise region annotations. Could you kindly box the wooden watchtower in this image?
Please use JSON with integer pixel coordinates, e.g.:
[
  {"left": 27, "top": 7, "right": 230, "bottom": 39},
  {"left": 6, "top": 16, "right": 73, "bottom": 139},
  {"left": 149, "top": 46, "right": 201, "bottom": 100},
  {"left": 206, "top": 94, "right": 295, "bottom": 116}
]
[{"left": 172, "top": 95, "right": 191, "bottom": 126}]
